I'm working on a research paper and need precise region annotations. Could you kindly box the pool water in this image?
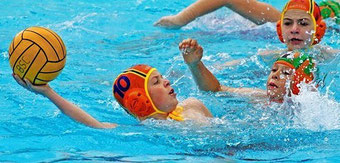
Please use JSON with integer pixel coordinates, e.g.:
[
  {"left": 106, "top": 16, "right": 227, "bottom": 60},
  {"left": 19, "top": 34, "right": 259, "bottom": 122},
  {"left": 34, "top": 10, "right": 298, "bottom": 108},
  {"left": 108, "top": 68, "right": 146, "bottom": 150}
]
[{"left": 0, "top": 0, "right": 339, "bottom": 162}]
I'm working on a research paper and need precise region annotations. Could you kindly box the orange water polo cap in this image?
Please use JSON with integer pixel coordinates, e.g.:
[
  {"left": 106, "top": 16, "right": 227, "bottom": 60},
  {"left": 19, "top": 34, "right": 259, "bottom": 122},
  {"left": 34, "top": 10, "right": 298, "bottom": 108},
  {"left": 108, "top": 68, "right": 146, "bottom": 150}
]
[{"left": 113, "top": 64, "right": 168, "bottom": 120}]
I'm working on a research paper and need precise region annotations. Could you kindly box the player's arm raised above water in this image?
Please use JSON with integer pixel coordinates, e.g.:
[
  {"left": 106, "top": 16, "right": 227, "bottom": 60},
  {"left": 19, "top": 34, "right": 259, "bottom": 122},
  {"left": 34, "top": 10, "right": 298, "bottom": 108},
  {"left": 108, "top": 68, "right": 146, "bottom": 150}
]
[
  {"left": 179, "top": 39, "right": 221, "bottom": 92},
  {"left": 12, "top": 74, "right": 117, "bottom": 129},
  {"left": 180, "top": 39, "right": 267, "bottom": 99},
  {"left": 154, "top": 0, "right": 280, "bottom": 29}
]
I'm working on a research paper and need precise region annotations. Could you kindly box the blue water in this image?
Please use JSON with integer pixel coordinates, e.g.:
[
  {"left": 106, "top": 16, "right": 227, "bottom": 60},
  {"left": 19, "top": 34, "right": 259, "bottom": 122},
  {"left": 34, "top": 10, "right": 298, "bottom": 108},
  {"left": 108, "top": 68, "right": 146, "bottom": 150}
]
[{"left": 1, "top": 0, "right": 339, "bottom": 162}]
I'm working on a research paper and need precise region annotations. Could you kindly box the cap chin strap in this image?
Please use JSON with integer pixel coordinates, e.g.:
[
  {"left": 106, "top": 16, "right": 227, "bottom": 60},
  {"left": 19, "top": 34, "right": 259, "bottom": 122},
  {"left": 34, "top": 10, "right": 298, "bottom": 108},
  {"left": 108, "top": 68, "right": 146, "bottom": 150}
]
[{"left": 309, "top": 0, "right": 317, "bottom": 46}]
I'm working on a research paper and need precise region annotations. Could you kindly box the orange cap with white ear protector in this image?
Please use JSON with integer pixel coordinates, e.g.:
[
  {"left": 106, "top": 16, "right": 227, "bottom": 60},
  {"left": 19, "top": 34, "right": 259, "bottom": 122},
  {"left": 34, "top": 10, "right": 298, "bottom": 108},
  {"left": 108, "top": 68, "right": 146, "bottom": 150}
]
[
  {"left": 276, "top": 0, "right": 326, "bottom": 45},
  {"left": 113, "top": 64, "right": 168, "bottom": 120}
]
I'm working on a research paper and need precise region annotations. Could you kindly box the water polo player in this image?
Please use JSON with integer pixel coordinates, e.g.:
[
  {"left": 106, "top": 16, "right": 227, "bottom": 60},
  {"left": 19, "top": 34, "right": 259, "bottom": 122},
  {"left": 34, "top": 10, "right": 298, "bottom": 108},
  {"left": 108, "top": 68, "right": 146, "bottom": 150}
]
[
  {"left": 223, "top": 0, "right": 338, "bottom": 68},
  {"left": 12, "top": 64, "right": 214, "bottom": 129},
  {"left": 113, "top": 64, "right": 213, "bottom": 121},
  {"left": 276, "top": 0, "right": 326, "bottom": 50},
  {"left": 179, "top": 38, "right": 316, "bottom": 104}
]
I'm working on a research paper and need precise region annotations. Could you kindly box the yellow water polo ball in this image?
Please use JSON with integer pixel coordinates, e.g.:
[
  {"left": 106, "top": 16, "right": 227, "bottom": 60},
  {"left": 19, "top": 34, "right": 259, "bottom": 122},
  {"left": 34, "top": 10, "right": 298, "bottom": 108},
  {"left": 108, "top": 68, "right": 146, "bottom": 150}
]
[{"left": 8, "top": 26, "right": 66, "bottom": 85}]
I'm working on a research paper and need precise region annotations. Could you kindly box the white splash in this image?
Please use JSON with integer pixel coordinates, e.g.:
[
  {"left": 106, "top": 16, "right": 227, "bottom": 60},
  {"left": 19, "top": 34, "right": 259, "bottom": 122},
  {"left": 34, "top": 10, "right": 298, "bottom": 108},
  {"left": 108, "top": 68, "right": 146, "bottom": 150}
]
[{"left": 291, "top": 81, "right": 340, "bottom": 131}]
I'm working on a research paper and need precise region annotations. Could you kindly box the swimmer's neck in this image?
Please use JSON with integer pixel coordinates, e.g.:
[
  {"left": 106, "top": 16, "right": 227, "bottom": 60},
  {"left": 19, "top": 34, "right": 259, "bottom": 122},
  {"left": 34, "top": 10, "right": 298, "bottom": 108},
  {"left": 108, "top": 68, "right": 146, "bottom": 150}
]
[{"left": 148, "top": 105, "right": 178, "bottom": 120}]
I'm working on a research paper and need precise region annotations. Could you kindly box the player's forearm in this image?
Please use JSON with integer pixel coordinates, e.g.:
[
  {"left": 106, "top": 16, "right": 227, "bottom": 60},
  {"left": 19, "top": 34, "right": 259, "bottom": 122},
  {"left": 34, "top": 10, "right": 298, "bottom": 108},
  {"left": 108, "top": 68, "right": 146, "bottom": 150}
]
[
  {"left": 176, "top": 0, "right": 229, "bottom": 25},
  {"left": 226, "top": 0, "right": 280, "bottom": 24},
  {"left": 188, "top": 61, "right": 221, "bottom": 92},
  {"left": 44, "top": 89, "right": 105, "bottom": 128}
]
